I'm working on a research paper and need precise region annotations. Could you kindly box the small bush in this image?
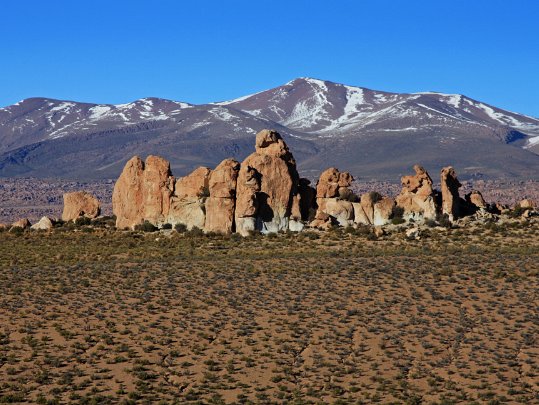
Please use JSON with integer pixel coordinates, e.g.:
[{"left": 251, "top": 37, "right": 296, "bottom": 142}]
[
  {"left": 391, "top": 217, "right": 405, "bottom": 225},
  {"left": 75, "top": 216, "right": 91, "bottom": 226},
  {"left": 174, "top": 223, "right": 187, "bottom": 233},
  {"left": 9, "top": 226, "right": 24, "bottom": 235},
  {"left": 134, "top": 221, "right": 158, "bottom": 232},
  {"left": 161, "top": 223, "right": 172, "bottom": 230}
]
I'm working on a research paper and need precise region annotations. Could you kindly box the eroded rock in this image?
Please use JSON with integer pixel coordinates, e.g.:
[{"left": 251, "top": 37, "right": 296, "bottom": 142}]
[{"left": 62, "top": 191, "right": 101, "bottom": 222}]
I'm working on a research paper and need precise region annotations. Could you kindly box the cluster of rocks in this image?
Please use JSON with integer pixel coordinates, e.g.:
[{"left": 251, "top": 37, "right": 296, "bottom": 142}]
[
  {"left": 0, "top": 191, "right": 101, "bottom": 232},
  {"left": 112, "top": 130, "right": 307, "bottom": 235},
  {"left": 107, "top": 129, "right": 536, "bottom": 234},
  {"left": 3, "top": 129, "right": 537, "bottom": 235}
]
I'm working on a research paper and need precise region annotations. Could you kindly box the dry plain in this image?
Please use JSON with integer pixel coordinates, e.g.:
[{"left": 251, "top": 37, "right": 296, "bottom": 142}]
[{"left": 0, "top": 220, "right": 538, "bottom": 404}]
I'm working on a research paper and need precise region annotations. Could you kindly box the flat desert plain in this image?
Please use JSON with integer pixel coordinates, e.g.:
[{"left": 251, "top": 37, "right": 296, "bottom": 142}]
[{"left": 0, "top": 222, "right": 538, "bottom": 404}]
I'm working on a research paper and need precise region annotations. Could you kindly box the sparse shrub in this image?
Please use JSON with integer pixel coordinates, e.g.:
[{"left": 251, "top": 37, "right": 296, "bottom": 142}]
[
  {"left": 437, "top": 213, "right": 452, "bottom": 228},
  {"left": 174, "top": 223, "right": 187, "bottom": 233},
  {"left": 75, "top": 216, "right": 91, "bottom": 226},
  {"left": 9, "top": 226, "right": 24, "bottom": 235},
  {"left": 161, "top": 223, "right": 172, "bottom": 230},
  {"left": 391, "top": 217, "right": 405, "bottom": 225},
  {"left": 185, "top": 226, "right": 204, "bottom": 238},
  {"left": 134, "top": 220, "right": 158, "bottom": 232}
]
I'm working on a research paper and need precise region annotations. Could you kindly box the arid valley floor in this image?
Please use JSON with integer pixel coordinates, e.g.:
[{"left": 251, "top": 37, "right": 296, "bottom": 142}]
[{"left": 1, "top": 221, "right": 538, "bottom": 404}]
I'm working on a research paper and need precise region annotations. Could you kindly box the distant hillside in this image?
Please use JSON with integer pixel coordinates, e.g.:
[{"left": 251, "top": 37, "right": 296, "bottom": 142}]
[{"left": 1, "top": 78, "right": 539, "bottom": 180}]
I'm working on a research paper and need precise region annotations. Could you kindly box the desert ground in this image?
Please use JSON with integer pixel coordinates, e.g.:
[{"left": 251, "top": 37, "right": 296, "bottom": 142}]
[{"left": 0, "top": 219, "right": 538, "bottom": 404}]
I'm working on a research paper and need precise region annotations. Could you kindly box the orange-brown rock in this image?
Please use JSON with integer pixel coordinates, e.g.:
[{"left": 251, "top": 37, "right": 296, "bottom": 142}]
[
  {"left": 519, "top": 199, "right": 536, "bottom": 209},
  {"left": 236, "top": 129, "right": 301, "bottom": 234},
  {"left": 205, "top": 159, "right": 240, "bottom": 234},
  {"left": 112, "top": 156, "right": 174, "bottom": 229},
  {"left": 441, "top": 166, "right": 462, "bottom": 221},
  {"left": 174, "top": 167, "right": 211, "bottom": 198},
  {"left": 11, "top": 218, "right": 31, "bottom": 229},
  {"left": 316, "top": 168, "right": 354, "bottom": 198},
  {"left": 466, "top": 190, "right": 487, "bottom": 210},
  {"left": 396, "top": 165, "right": 436, "bottom": 221},
  {"left": 316, "top": 198, "right": 354, "bottom": 227},
  {"left": 62, "top": 191, "right": 101, "bottom": 222},
  {"left": 373, "top": 197, "right": 395, "bottom": 226},
  {"left": 167, "top": 166, "right": 212, "bottom": 230}
]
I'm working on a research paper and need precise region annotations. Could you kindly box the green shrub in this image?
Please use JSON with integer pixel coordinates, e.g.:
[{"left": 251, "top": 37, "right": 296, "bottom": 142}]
[
  {"left": 134, "top": 221, "right": 158, "bottom": 232},
  {"left": 161, "top": 223, "right": 172, "bottom": 230},
  {"left": 174, "top": 223, "right": 187, "bottom": 233},
  {"left": 9, "top": 226, "right": 24, "bottom": 235},
  {"left": 75, "top": 216, "right": 91, "bottom": 226}
]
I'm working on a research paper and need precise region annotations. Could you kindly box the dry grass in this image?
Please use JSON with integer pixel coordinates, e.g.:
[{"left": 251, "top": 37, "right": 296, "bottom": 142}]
[{"left": 0, "top": 221, "right": 538, "bottom": 404}]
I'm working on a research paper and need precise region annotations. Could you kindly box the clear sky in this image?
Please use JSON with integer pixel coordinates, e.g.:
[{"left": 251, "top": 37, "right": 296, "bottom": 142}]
[{"left": 1, "top": 0, "right": 538, "bottom": 116}]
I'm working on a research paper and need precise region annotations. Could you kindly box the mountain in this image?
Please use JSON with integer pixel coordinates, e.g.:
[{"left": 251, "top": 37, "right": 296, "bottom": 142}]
[{"left": 2, "top": 78, "right": 539, "bottom": 180}]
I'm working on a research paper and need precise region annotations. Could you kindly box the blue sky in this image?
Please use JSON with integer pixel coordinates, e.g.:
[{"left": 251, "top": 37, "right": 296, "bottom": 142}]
[{"left": 1, "top": 0, "right": 538, "bottom": 116}]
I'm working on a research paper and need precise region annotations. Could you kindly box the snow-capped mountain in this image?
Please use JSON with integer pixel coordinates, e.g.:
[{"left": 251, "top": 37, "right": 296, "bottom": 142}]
[
  {"left": 221, "top": 77, "right": 539, "bottom": 141},
  {"left": 1, "top": 78, "right": 539, "bottom": 180}
]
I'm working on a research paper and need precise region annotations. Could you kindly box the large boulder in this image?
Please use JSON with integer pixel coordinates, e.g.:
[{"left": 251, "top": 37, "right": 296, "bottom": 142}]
[
  {"left": 519, "top": 199, "right": 536, "bottom": 209},
  {"left": 11, "top": 218, "right": 31, "bottom": 229},
  {"left": 205, "top": 159, "right": 240, "bottom": 234},
  {"left": 31, "top": 216, "right": 54, "bottom": 231},
  {"left": 314, "top": 167, "right": 356, "bottom": 227},
  {"left": 316, "top": 168, "right": 354, "bottom": 198},
  {"left": 465, "top": 190, "right": 487, "bottom": 210},
  {"left": 235, "top": 130, "right": 301, "bottom": 234},
  {"left": 373, "top": 197, "right": 395, "bottom": 226},
  {"left": 395, "top": 165, "right": 437, "bottom": 221},
  {"left": 440, "top": 166, "right": 462, "bottom": 221},
  {"left": 112, "top": 156, "right": 174, "bottom": 229},
  {"left": 167, "top": 167, "right": 211, "bottom": 230},
  {"left": 316, "top": 198, "right": 354, "bottom": 227},
  {"left": 62, "top": 191, "right": 101, "bottom": 222}
]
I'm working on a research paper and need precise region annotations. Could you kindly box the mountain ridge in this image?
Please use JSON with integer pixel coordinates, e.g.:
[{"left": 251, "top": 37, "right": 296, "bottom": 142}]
[{"left": 2, "top": 77, "right": 539, "bottom": 181}]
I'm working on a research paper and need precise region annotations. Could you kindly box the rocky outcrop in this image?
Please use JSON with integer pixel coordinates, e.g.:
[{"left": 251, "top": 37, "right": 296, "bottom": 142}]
[
  {"left": 313, "top": 168, "right": 356, "bottom": 227},
  {"left": 396, "top": 165, "right": 436, "bottom": 221},
  {"left": 168, "top": 167, "right": 211, "bottom": 230},
  {"left": 235, "top": 130, "right": 301, "bottom": 234},
  {"left": 62, "top": 191, "right": 101, "bottom": 222},
  {"left": 205, "top": 159, "right": 240, "bottom": 234},
  {"left": 11, "top": 218, "right": 31, "bottom": 229},
  {"left": 113, "top": 156, "right": 174, "bottom": 229},
  {"left": 316, "top": 198, "right": 354, "bottom": 227},
  {"left": 466, "top": 190, "right": 487, "bottom": 210},
  {"left": 519, "top": 199, "right": 536, "bottom": 209},
  {"left": 373, "top": 197, "right": 395, "bottom": 226},
  {"left": 31, "top": 216, "right": 54, "bottom": 231},
  {"left": 440, "top": 166, "right": 462, "bottom": 221}
]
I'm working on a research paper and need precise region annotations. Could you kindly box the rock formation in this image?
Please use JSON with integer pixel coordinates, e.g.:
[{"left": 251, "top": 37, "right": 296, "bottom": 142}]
[
  {"left": 396, "top": 165, "right": 437, "bottom": 221},
  {"left": 314, "top": 168, "right": 356, "bottom": 227},
  {"left": 204, "top": 159, "right": 240, "bottom": 234},
  {"left": 235, "top": 130, "right": 302, "bottom": 234},
  {"left": 31, "top": 216, "right": 54, "bottom": 231},
  {"left": 440, "top": 166, "right": 462, "bottom": 221},
  {"left": 62, "top": 191, "right": 101, "bottom": 222},
  {"left": 113, "top": 156, "right": 174, "bottom": 229},
  {"left": 11, "top": 218, "right": 31, "bottom": 229},
  {"left": 373, "top": 197, "right": 395, "bottom": 226},
  {"left": 519, "top": 199, "right": 536, "bottom": 209},
  {"left": 465, "top": 190, "right": 487, "bottom": 210},
  {"left": 168, "top": 167, "right": 211, "bottom": 230}
]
